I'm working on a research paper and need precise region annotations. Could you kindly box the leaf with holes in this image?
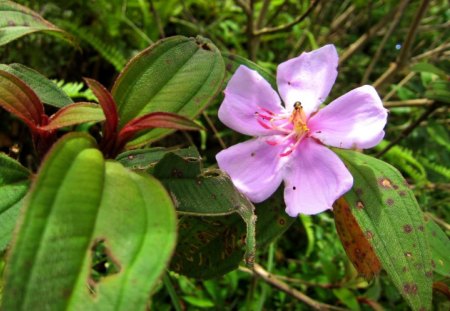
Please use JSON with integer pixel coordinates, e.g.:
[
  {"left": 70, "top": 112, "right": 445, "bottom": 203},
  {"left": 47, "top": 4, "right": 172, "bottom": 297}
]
[
  {"left": 111, "top": 36, "right": 225, "bottom": 148},
  {"left": 0, "top": 64, "right": 73, "bottom": 108},
  {"left": 1, "top": 133, "right": 176, "bottom": 311},
  {"left": 0, "top": 153, "right": 31, "bottom": 251},
  {"left": 0, "top": 0, "right": 74, "bottom": 46},
  {"left": 336, "top": 149, "right": 432, "bottom": 311}
]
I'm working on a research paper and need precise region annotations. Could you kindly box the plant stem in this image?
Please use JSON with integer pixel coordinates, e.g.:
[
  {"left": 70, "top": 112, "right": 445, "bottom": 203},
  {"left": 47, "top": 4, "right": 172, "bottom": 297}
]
[
  {"left": 240, "top": 264, "right": 348, "bottom": 310},
  {"left": 254, "top": 0, "right": 319, "bottom": 36},
  {"left": 373, "top": 0, "right": 431, "bottom": 89},
  {"left": 383, "top": 98, "right": 433, "bottom": 108},
  {"left": 162, "top": 272, "right": 183, "bottom": 311},
  {"left": 361, "top": 0, "right": 410, "bottom": 84}
]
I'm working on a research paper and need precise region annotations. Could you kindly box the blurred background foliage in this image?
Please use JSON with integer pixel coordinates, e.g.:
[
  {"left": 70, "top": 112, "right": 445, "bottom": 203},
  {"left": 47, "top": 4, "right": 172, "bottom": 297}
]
[{"left": 0, "top": 0, "right": 449, "bottom": 310}]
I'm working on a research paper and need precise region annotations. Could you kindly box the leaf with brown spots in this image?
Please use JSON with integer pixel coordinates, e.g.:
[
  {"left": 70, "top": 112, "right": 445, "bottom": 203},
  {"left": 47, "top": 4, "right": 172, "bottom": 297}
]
[
  {"left": 334, "top": 197, "right": 381, "bottom": 279},
  {"left": 336, "top": 149, "right": 432, "bottom": 311}
]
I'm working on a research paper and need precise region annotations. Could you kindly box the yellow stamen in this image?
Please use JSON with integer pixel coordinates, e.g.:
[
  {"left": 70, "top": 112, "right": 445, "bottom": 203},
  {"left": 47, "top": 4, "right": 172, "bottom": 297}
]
[{"left": 290, "top": 101, "right": 309, "bottom": 136}]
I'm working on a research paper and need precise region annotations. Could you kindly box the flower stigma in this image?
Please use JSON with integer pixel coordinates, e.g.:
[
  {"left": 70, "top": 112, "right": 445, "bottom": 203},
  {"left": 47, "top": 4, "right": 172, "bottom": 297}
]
[{"left": 255, "top": 101, "right": 310, "bottom": 157}]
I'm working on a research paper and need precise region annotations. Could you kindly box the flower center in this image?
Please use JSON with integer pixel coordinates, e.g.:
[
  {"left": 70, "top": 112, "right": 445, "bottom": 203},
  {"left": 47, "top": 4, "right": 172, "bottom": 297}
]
[{"left": 255, "top": 101, "right": 310, "bottom": 157}]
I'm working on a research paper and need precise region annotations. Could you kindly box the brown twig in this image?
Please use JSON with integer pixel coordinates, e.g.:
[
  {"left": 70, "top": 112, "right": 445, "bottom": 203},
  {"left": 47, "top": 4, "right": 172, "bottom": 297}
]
[
  {"left": 338, "top": 4, "right": 398, "bottom": 66},
  {"left": 202, "top": 111, "right": 227, "bottom": 149},
  {"left": 240, "top": 264, "right": 348, "bottom": 310},
  {"left": 373, "top": 0, "right": 431, "bottom": 89},
  {"left": 254, "top": 0, "right": 319, "bottom": 36},
  {"left": 382, "top": 71, "right": 416, "bottom": 101},
  {"left": 376, "top": 101, "right": 440, "bottom": 157},
  {"left": 383, "top": 98, "right": 433, "bottom": 108},
  {"left": 362, "top": 0, "right": 410, "bottom": 84}
]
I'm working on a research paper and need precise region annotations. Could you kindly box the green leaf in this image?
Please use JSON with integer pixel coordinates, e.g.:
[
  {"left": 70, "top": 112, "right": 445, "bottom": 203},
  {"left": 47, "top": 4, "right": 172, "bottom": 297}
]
[
  {"left": 183, "top": 296, "right": 215, "bottom": 308},
  {"left": 0, "top": 69, "right": 44, "bottom": 129},
  {"left": 0, "top": 153, "right": 31, "bottom": 251},
  {"left": 336, "top": 150, "right": 432, "bottom": 311},
  {"left": 222, "top": 52, "right": 276, "bottom": 88},
  {"left": 111, "top": 36, "right": 225, "bottom": 147},
  {"left": 0, "top": 0, "right": 74, "bottom": 46},
  {"left": 425, "top": 80, "right": 450, "bottom": 104},
  {"left": 411, "top": 62, "right": 448, "bottom": 79},
  {"left": 424, "top": 216, "right": 450, "bottom": 277},
  {"left": 1, "top": 133, "right": 177, "bottom": 310},
  {"left": 0, "top": 64, "right": 73, "bottom": 108},
  {"left": 153, "top": 152, "right": 242, "bottom": 216},
  {"left": 116, "top": 146, "right": 199, "bottom": 171},
  {"left": 41, "top": 102, "right": 105, "bottom": 131}
]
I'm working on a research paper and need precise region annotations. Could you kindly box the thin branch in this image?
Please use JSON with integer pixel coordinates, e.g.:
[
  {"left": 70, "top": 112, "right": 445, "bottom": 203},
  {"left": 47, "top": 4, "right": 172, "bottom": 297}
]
[
  {"left": 202, "top": 111, "right": 227, "bottom": 149},
  {"left": 339, "top": 4, "right": 399, "bottom": 66},
  {"left": 373, "top": 0, "right": 431, "bottom": 88},
  {"left": 362, "top": 0, "right": 410, "bottom": 84},
  {"left": 240, "top": 264, "right": 348, "bottom": 311},
  {"left": 382, "top": 71, "right": 416, "bottom": 101},
  {"left": 266, "top": 0, "right": 289, "bottom": 25},
  {"left": 383, "top": 98, "right": 433, "bottom": 108},
  {"left": 376, "top": 101, "right": 440, "bottom": 157},
  {"left": 254, "top": 0, "right": 320, "bottom": 36},
  {"left": 329, "top": 3, "right": 355, "bottom": 33},
  {"left": 235, "top": 0, "right": 251, "bottom": 16},
  {"left": 256, "top": 0, "right": 271, "bottom": 29},
  {"left": 149, "top": 0, "right": 165, "bottom": 38},
  {"left": 412, "top": 42, "right": 450, "bottom": 61}
]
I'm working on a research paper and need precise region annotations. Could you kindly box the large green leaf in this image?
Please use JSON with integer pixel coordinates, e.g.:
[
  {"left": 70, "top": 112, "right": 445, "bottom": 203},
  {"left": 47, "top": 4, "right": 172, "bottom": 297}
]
[
  {"left": 117, "top": 147, "right": 295, "bottom": 278},
  {"left": 153, "top": 152, "right": 242, "bottom": 216},
  {"left": 337, "top": 150, "right": 432, "bottom": 311},
  {"left": 1, "top": 133, "right": 177, "bottom": 310},
  {"left": 0, "top": 153, "right": 31, "bottom": 251},
  {"left": 0, "top": 0, "right": 74, "bottom": 46},
  {"left": 0, "top": 64, "right": 73, "bottom": 108},
  {"left": 111, "top": 36, "right": 225, "bottom": 147}
]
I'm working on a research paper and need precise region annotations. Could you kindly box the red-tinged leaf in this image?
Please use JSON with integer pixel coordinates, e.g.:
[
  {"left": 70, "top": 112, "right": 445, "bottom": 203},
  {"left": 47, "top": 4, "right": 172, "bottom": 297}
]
[
  {"left": 0, "top": 69, "right": 44, "bottom": 129},
  {"left": 84, "top": 78, "right": 118, "bottom": 140},
  {"left": 40, "top": 102, "right": 105, "bottom": 131},
  {"left": 334, "top": 197, "right": 382, "bottom": 279},
  {"left": 117, "top": 112, "right": 204, "bottom": 151}
]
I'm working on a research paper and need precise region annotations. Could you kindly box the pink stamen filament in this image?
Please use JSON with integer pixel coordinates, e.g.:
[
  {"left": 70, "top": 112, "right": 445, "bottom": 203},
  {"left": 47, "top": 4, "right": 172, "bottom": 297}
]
[{"left": 255, "top": 104, "right": 309, "bottom": 157}]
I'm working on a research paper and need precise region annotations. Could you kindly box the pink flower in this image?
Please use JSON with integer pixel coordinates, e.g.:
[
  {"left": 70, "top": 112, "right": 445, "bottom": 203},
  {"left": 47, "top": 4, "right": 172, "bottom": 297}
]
[{"left": 216, "top": 45, "right": 388, "bottom": 217}]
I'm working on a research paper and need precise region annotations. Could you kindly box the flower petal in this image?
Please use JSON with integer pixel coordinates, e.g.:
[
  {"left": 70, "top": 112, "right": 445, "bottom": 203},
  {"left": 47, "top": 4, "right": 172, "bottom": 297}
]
[
  {"left": 216, "top": 137, "right": 287, "bottom": 203},
  {"left": 283, "top": 138, "right": 353, "bottom": 217},
  {"left": 218, "top": 65, "right": 285, "bottom": 136},
  {"left": 308, "top": 85, "right": 388, "bottom": 149},
  {"left": 277, "top": 44, "right": 338, "bottom": 117}
]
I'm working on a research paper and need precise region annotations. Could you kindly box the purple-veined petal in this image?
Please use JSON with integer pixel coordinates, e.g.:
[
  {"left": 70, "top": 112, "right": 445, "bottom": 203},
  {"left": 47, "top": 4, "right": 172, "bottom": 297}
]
[
  {"left": 308, "top": 85, "right": 388, "bottom": 149},
  {"left": 277, "top": 44, "right": 338, "bottom": 117},
  {"left": 283, "top": 138, "right": 353, "bottom": 217},
  {"left": 216, "top": 137, "right": 288, "bottom": 203},
  {"left": 219, "top": 65, "right": 285, "bottom": 136}
]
